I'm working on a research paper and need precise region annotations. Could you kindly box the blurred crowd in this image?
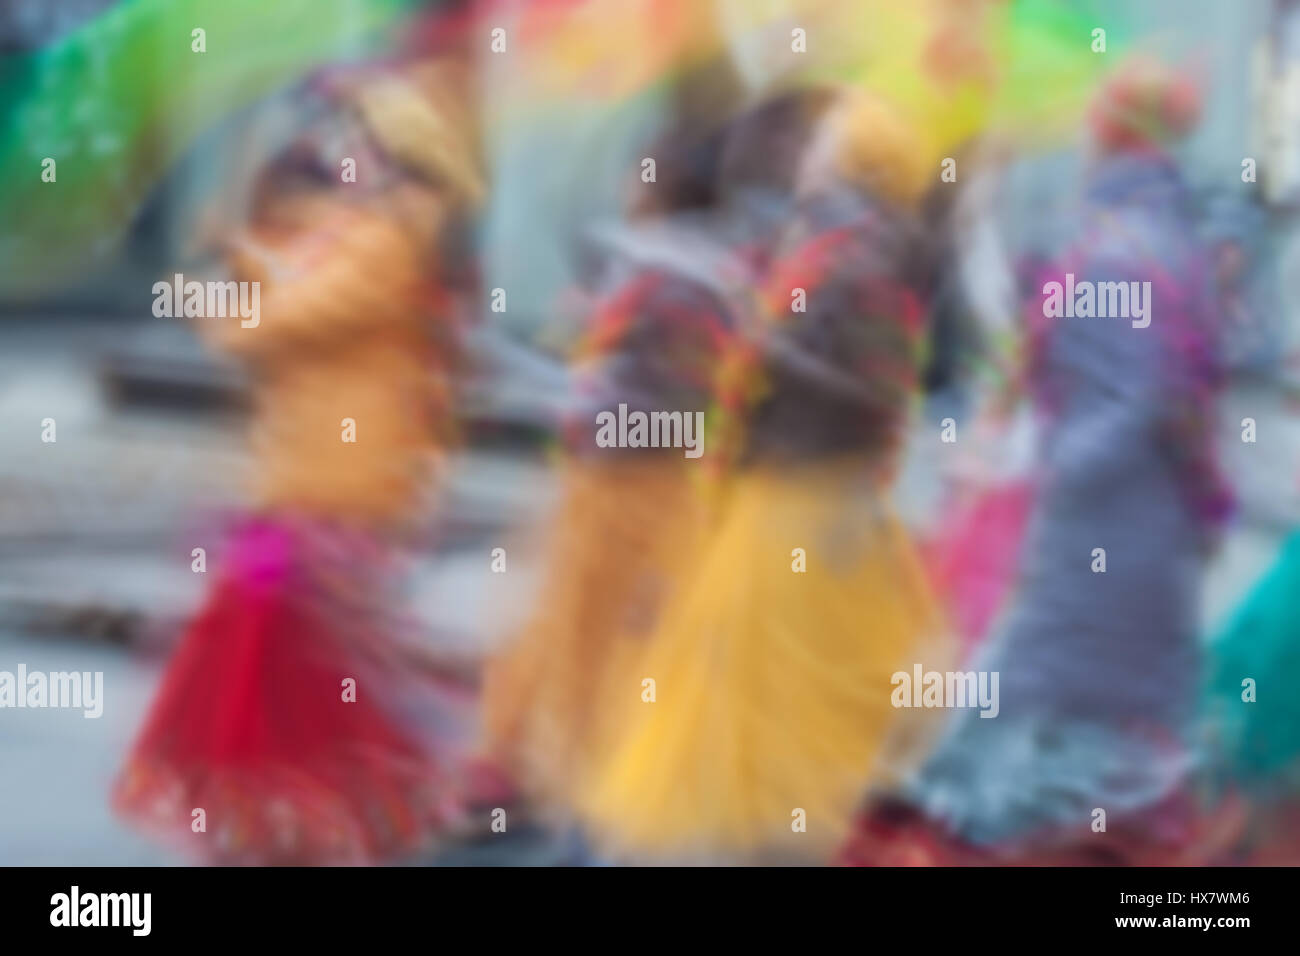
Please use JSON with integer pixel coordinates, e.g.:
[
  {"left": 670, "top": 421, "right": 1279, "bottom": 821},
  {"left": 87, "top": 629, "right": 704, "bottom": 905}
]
[{"left": 4, "top": 0, "right": 1300, "bottom": 866}]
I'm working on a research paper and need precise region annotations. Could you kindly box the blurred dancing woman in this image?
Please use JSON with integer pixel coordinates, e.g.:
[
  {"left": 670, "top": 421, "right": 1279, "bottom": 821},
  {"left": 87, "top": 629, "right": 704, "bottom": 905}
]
[
  {"left": 843, "top": 60, "right": 1235, "bottom": 865},
  {"left": 579, "top": 91, "right": 952, "bottom": 863},
  {"left": 114, "top": 55, "right": 485, "bottom": 864},
  {"left": 480, "top": 62, "right": 753, "bottom": 817}
]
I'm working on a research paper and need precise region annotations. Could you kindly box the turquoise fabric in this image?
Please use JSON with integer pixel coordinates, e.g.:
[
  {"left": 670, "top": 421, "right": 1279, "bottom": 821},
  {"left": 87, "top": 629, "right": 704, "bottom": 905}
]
[{"left": 1204, "top": 530, "right": 1300, "bottom": 786}]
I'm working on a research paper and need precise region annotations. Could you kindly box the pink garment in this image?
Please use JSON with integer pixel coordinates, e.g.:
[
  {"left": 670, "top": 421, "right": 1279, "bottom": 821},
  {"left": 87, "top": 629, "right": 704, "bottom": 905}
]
[{"left": 920, "top": 479, "right": 1035, "bottom": 660}]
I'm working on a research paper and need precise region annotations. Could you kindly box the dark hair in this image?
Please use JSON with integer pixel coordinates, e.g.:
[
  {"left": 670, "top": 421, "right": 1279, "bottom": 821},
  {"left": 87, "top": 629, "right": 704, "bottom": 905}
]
[
  {"left": 718, "top": 87, "right": 836, "bottom": 198},
  {"left": 628, "top": 54, "right": 744, "bottom": 217},
  {"left": 633, "top": 124, "right": 729, "bottom": 215}
]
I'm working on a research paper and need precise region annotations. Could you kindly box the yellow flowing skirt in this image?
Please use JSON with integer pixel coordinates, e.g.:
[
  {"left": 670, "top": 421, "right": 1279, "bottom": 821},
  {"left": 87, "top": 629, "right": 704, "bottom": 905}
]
[
  {"left": 578, "top": 460, "right": 953, "bottom": 862},
  {"left": 481, "top": 458, "right": 710, "bottom": 811}
]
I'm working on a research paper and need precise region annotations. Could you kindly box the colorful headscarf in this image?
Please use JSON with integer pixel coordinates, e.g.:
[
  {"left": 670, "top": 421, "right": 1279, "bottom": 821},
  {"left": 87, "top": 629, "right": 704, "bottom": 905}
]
[{"left": 1088, "top": 57, "right": 1201, "bottom": 152}]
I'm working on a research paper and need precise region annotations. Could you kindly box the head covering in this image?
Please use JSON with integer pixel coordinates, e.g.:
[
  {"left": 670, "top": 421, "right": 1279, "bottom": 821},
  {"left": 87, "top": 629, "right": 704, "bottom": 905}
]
[
  {"left": 1088, "top": 57, "right": 1201, "bottom": 152},
  {"left": 826, "top": 90, "right": 933, "bottom": 210},
  {"left": 345, "top": 59, "right": 486, "bottom": 207}
]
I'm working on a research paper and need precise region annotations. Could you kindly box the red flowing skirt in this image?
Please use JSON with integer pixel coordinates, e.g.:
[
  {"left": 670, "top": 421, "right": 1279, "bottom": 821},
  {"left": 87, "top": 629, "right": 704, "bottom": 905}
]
[{"left": 114, "top": 517, "right": 461, "bottom": 864}]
